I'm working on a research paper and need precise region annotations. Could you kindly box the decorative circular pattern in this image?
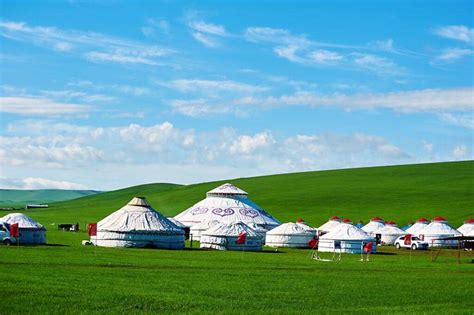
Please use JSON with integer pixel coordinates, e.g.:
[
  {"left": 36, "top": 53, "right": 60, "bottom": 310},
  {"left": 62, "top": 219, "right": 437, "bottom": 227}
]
[
  {"left": 240, "top": 208, "right": 259, "bottom": 218},
  {"left": 190, "top": 207, "right": 208, "bottom": 215},
  {"left": 212, "top": 208, "right": 235, "bottom": 217}
]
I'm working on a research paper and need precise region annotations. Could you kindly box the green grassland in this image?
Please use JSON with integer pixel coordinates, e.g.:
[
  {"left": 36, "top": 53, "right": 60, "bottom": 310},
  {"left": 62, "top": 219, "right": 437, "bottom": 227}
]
[
  {"left": 0, "top": 161, "right": 473, "bottom": 314},
  {"left": 0, "top": 189, "right": 101, "bottom": 206}
]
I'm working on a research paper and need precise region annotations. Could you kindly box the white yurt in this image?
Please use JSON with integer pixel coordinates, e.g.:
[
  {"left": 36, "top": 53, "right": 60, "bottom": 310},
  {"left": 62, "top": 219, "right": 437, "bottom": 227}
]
[
  {"left": 173, "top": 183, "right": 281, "bottom": 230},
  {"left": 200, "top": 222, "right": 263, "bottom": 251},
  {"left": 418, "top": 217, "right": 462, "bottom": 247},
  {"left": 0, "top": 213, "right": 46, "bottom": 244},
  {"left": 265, "top": 222, "right": 317, "bottom": 248},
  {"left": 189, "top": 219, "right": 221, "bottom": 241},
  {"left": 458, "top": 219, "right": 474, "bottom": 236},
  {"left": 318, "top": 216, "right": 342, "bottom": 234},
  {"left": 318, "top": 223, "right": 377, "bottom": 254},
  {"left": 245, "top": 222, "right": 269, "bottom": 240},
  {"left": 361, "top": 217, "right": 385, "bottom": 234},
  {"left": 167, "top": 217, "right": 186, "bottom": 228},
  {"left": 405, "top": 217, "right": 430, "bottom": 236},
  {"left": 372, "top": 221, "right": 406, "bottom": 245},
  {"left": 94, "top": 197, "right": 185, "bottom": 249}
]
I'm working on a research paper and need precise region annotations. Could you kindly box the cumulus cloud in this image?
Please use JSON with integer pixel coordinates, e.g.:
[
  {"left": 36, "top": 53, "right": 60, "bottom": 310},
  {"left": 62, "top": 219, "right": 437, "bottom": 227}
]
[
  {"left": 0, "top": 176, "right": 87, "bottom": 189},
  {"left": 452, "top": 145, "right": 468, "bottom": 159},
  {"left": 433, "top": 25, "right": 474, "bottom": 44}
]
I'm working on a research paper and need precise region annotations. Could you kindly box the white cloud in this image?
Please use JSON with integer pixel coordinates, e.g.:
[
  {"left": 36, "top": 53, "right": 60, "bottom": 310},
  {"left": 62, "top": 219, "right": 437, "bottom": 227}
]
[
  {"left": 142, "top": 18, "right": 170, "bottom": 37},
  {"left": 0, "top": 96, "right": 92, "bottom": 115},
  {"left": 308, "top": 49, "right": 344, "bottom": 64},
  {"left": 438, "top": 113, "right": 474, "bottom": 129},
  {"left": 0, "top": 20, "right": 173, "bottom": 65},
  {"left": 433, "top": 25, "right": 474, "bottom": 44},
  {"left": 434, "top": 48, "right": 473, "bottom": 62},
  {"left": 158, "top": 79, "right": 268, "bottom": 94},
  {"left": 452, "top": 145, "right": 467, "bottom": 159},
  {"left": 0, "top": 176, "right": 87, "bottom": 189},
  {"left": 352, "top": 53, "right": 406, "bottom": 75},
  {"left": 229, "top": 132, "right": 275, "bottom": 155},
  {"left": 188, "top": 21, "right": 227, "bottom": 36},
  {"left": 191, "top": 32, "right": 220, "bottom": 48}
]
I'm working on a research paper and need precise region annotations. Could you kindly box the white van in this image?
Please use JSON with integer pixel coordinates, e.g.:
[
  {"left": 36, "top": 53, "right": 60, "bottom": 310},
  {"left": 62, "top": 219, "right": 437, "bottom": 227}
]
[{"left": 0, "top": 221, "right": 17, "bottom": 245}]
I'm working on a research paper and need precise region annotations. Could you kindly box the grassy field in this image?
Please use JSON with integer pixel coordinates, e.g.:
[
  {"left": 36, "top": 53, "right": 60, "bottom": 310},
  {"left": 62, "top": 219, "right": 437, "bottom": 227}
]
[{"left": 0, "top": 161, "right": 473, "bottom": 314}]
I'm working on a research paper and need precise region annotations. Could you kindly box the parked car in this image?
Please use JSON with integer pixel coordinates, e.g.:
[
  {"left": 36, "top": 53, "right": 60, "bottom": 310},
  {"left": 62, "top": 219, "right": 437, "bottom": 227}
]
[
  {"left": 394, "top": 235, "right": 429, "bottom": 250},
  {"left": 0, "top": 222, "right": 16, "bottom": 245}
]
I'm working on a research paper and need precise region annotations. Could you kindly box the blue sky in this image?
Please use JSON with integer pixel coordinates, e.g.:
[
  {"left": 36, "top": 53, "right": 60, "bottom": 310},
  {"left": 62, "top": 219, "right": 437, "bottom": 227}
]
[{"left": 0, "top": 0, "right": 473, "bottom": 190}]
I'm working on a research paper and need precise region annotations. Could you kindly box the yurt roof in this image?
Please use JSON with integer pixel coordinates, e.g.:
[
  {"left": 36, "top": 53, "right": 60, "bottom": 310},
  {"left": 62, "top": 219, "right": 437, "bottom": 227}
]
[
  {"left": 320, "top": 223, "right": 373, "bottom": 241},
  {"left": 329, "top": 216, "right": 341, "bottom": 221},
  {"left": 167, "top": 217, "right": 186, "bottom": 228},
  {"left": 464, "top": 218, "right": 474, "bottom": 224},
  {"left": 370, "top": 217, "right": 384, "bottom": 222},
  {"left": 267, "top": 222, "right": 314, "bottom": 236},
  {"left": 318, "top": 219, "right": 341, "bottom": 232},
  {"left": 373, "top": 224, "right": 406, "bottom": 235},
  {"left": 418, "top": 219, "right": 461, "bottom": 236},
  {"left": 203, "top": 222, "right": 259, "bottom": 237},
  {"left": 406, "top": 221, "right": 430, "bottom": 234},
  {"left": 1, "top": 213, "right": 44, "bottom": 229},
  {"left": 342, "top": 218, "right": 353, "bottom": 224},
  {"left": 245, "top": 222, "right": 269, "bottom": 233},
  {"left": 416, "top": 217, "right": 430, "bottom": 223},
  {"left": 207, "top": 183, "right": 248, "bottom": 197},
  {"left": 385, "top": 221, "right": 397, "bottom": 226},
  {"left": 190, "top": 219, "right": 221, "bottom": 230},
  {"left": 98, "top": 197, "right": 183, "bottom": 233},
  {"left": 431, "top": 216, "right": 447, "bottom": 222},
  {"left": 457, "top": 220, "right": 474, "bottom": 236},
  {"left": 174, "top": 186, "right": 281, "bottom": 227},
  {"left": 362, "top": 220, "right": 385, "bottom": 233}
]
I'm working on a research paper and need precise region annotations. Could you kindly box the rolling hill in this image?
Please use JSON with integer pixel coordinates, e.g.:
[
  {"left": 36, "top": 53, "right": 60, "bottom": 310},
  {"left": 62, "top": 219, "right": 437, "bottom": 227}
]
[
  {"left": 26, "top": 160, "right": 474, "bottom": 227},
  {"left": 0, "top": 189, "right": 102, "bottom": 206}
]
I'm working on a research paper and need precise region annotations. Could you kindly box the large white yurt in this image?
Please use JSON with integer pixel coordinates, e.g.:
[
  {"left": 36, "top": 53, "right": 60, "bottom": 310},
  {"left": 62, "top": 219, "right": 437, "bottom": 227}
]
[
  {"left": 318, "top": 223, "right": 377, "bottom": 254},
  {"left": 418, "top": 217, "right": 462, "bottom": 247},
  {"left": 361, "top": 217, "right": 385, "bottom": 234},
  {"left": 372, "top": 221, "right": 406, "bottom": 245},
  {"left": 0, "top": 213, "right": 46, "bottom": 244},
  {"left": 405, "top": 217, "right": 430, "bottom": 236},
  {"left": 189, "top": 219, "right": 221, "bottom": 241},
  {"left": 318, "top": 216, "right": 342, "bottom": 234},
  {"left": 200, "top": 222, "right": 263, "bottom": 251},
  {"left": 265, "top": 222, "right": 317, "bottom": 248},
  {"left": 458, "top": 219, "right": 474, "bottom": 236},
  {"left": 173, "top": 183, "right": 281, "bottom": 230},
  {"left": 94, "top": 197, "right": 185, "bottom": 249}
]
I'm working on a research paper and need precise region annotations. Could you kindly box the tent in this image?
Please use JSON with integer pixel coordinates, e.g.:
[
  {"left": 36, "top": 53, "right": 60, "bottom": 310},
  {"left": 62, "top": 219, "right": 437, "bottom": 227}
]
[
  {"left": 0, "top": 213, "right": 46, "bottom": 244},
  {"left": 318, "top": 223, "right": 377, "bottom": 254},
  {"left": 265, "top": 222, "right": 317, "bottom": 248},
  {"left": 361, "top": 217, "right": 385, "bottom": 234},
  {"left": 372, "top": 221, "right": 406, "bottom": 245},
  {"left": 418, "top": 217, "right": 462, "bottom": 247},
  {"left": 190, "top": 219, "right": 221, "bottom": 241},
  {"left": 94, "top": 197, "right": 185, "bottom": 249},
  {"left": 173, "top": 183, "right": 281, "bottom": 230},
  {"left": 405, "top": 217, "right": 430, "bottom": 236},
  {"left": 457, "top": 218, "right": 474, "bottom": 236},
  {"left": 318, "top": 216, "right": 341, "bottom": 234},
  {"left": 200, "top": 222, "right": 263, "bottom": 251}
]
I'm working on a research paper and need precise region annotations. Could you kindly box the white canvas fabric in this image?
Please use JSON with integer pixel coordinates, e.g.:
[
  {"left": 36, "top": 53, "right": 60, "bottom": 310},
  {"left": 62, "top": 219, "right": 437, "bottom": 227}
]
[
  {"left": 361, "top": 218, "right": 385, "bottom": 234},
  {"left": 318, "top": 217, "right": 341, "bottom": 233},
  {"left": 200, "top": 222, "right": 263, "bottom": 251},
  {"left": 265, "top": 222, "right": 316, "bottom": 248},
  {"left": 167, "top": 217, "right": 186, "bottom": 228},
  {"left": 372, "top": 224, "right": 406, "bottom": 245},
  {"left": 95, "top": 197, "right": 185, "bottom": 249},
  {"left": 174, "top": 183, "right": 281, "bottom": 230},
  {"left": 418, "top": 217, "right": 462, "bottom": 247},
  {"left": 1, "top": 213, "right": 46, "bottom": 244},
  {"left": 190, "top": 220, "right": 221, "bottom": 241},
  {"left": 457, "top": 219, "right": 474, "bottom": 236},
  {"left": 405, "top": 218, "right": 429, "bottom": 236},
  {"left": 319, "top": 223, "right": 377, "bottom": 254}
]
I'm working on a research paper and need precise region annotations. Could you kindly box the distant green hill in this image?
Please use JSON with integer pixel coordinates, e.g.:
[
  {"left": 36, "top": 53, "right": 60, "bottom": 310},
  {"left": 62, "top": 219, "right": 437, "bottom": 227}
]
[
  {"left": 0, "top": 189, "right": 102, "bottom": 206},
  {"left": 24, "top": 161, "right": 474, "bottom": 227}
]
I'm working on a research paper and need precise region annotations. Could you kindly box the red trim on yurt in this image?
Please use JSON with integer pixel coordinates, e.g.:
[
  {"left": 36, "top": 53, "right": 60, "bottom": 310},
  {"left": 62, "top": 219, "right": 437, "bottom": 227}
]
[
  {"left": 385, "top": 220, "right": 396, "bottom": 225},
  {"left": 370, "top": 217, "right": 384, "bottom": 222},
  {"left": 296, "top": 218, "right": 305, "bottom": 223},
  {"left": 416, "top": 217, "right": 429, "bottom": 223},
  {"left": 342, "top": 218, "right": 352, "bottom": 223},
  {"left": 465, "top": 218, "right": 474, "bottom": 224},
  {"left": 330, "top": 216, "right": 341, "bottom": 221},
  {"left": 432, "top": 216, "right": 447, "bottom": 222}
]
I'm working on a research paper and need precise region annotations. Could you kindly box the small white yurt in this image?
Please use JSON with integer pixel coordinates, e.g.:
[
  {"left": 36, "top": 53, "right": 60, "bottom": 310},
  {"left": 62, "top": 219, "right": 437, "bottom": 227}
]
[
  {"left": 200, "top": 222, "right": 263, "bottom": 251},
  {"left": 0, "top": 213, "right": 46, "bottom": 244},
  {"left": 318, "top": 216, "right": 341, "bottom": 234},
  {"left": 319, "top": 223, "right": 377, "bottom": 254},
  {"left": 458, "top": 219, "right": 474, "bottom": 236},
  {"left": 174, "top": 183, "right": 281, "bottom": 230},
  {"left": 95, "top": 197, "right": 185, "bottom": 249},
  {"left": 418, "top": 216, "right": 462, "bottom": 247},
  {"left": 265, "top": 222, "right": 317, "bottom": 248},
  {"left": 362, "top": 217, "right": 385, "bottom": 234},
  {"left": 405, "top": 217, "right": 430, "bottom": 236},
  {"left": 245, "top": 222, "right": 269, "bottom": 240},
  {"left": 190, "top": 220, "right": 221, "bottom": 241},
  {"left": 372, "top": 221, "right": 406, "bottom": 245}
]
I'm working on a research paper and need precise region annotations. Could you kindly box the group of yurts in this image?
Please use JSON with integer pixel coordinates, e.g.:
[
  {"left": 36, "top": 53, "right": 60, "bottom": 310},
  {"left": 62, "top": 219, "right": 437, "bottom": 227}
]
[{"left": 1, "top": 183, "right": 473, "bottom": 253}]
